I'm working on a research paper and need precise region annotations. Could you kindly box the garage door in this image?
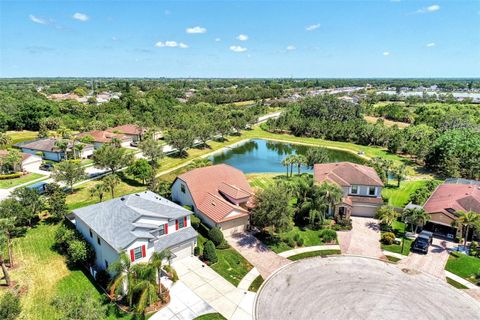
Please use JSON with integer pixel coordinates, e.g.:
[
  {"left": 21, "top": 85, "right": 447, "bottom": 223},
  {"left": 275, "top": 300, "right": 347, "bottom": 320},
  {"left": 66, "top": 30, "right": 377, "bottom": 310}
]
[
  {"left": 170, "top": 241, "right": 193, "bottom": 261},
  {"left": 351, "top": 205, "right": 377, "bottom": 217},
  {"left": 220, "top": 217, "right": 248, "bottom": 236}
]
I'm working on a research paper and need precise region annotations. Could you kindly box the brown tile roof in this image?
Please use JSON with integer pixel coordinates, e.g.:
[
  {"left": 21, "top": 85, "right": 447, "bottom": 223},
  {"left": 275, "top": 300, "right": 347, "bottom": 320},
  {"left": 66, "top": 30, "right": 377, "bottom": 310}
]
[
  {"left": 107, "top": 124, "right": 146, "bottom": 136},
  {"left": 218, "top": 182, "right": 252, "bottom": 200},
  {"left": 314, "top": 162, "right": 384, "bottom": 187},
  {"left": 348, "top": 196, "right": 384, "bottom": 204},
  {"left": 76, "top": 130, "right": 129, "bottom": 143},
  {"left": 176, "top": 164, "right": 253, "bottom": 223},
  {"left": 0, "top": 150, "right": 31, "bottom": 162},
  {"left": 424, "top": 184, "right": 480, "bottom": 219},
  {"left": 19, "top": 138, "right": 63, "bottom": 153}
]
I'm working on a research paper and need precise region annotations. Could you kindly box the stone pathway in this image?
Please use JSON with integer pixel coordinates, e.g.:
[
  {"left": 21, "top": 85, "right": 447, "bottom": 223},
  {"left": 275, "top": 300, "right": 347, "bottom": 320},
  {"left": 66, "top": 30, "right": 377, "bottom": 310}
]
[
  {"left": 278, "top": 244, "right": 341, "bottom": 258},
  {"left": 172, "top": 257, "right": 255, "bottom": 320},
  {"left": 337, "top": 217, "right": 384, "bottom": 258},
  {"left": 225, "top": 232, "right": 290, "bottom": 279}
]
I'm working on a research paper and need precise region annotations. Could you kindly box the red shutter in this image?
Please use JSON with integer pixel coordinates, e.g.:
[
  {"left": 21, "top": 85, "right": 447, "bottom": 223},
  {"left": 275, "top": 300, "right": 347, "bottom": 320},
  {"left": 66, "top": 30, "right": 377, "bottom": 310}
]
[
  {"left": 141, "top": 245, "right": 146, "bottom": 258},
  {"left": 164, "top": 223, "right": 168, "bottom": 234},
  {"left": 184, "top": 216, "right": 187, "bottom": 228},
  {"left": 175, "top": 219, "right": 179, "bottom": 230},
  {"left": 130, "top": 249, "right": 135, "bottom": 262}
]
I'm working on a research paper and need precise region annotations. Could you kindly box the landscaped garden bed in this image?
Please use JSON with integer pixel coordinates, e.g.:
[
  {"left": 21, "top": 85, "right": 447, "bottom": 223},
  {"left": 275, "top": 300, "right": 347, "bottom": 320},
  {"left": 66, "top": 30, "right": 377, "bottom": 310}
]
[{"left": 287, "top": 249, "right": 341, "bottom": 261}]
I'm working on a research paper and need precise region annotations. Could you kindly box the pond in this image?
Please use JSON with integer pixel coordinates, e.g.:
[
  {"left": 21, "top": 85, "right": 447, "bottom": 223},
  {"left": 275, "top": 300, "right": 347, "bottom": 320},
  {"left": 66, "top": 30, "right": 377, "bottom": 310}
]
[{"left": 209, "top": 139, "right": 365, "bottom": 173}]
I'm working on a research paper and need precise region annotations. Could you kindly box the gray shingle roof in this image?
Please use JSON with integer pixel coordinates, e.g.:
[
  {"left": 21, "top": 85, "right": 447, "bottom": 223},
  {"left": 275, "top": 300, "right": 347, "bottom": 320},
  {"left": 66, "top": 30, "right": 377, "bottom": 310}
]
[
  {"left": 73, "top": 191, "right": 192, "bottom": 252},
  {"left": 154, "top": 227, "right": 197, "bottom": 252}
]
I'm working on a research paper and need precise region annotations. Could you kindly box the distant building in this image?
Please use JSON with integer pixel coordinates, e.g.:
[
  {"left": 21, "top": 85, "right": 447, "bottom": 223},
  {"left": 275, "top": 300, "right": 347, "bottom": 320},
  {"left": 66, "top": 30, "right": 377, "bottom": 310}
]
[
  {"left": 0, "top": 150, "right": 42, "bottom": 172},
  {"left": 16, "top": 138, "right": 93, "bottom": 162},
  {"left": 313, "top": 162, "right": 384, "bottom": 218},
  {"left": 107, "top": 124, "right": 155, "bottom": 142},
  {"left": 76, "top": 130, "right": 131, "bottom": 149}
]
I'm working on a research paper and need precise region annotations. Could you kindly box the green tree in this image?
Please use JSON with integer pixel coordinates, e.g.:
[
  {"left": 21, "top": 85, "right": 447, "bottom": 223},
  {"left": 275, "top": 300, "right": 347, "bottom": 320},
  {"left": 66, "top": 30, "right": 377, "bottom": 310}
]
[
  {"left": 127, "top": 159, "right": 154, "bottom": 184},
  {"left": 93, "top": 145, "right": 133, "bottom": 174},
  {"left": 203, "top": 240, "right": 218, "bottom": 264},
  {"left": 109, "top": 252, "right": 135, "bottom": 307},
  {"left": 149, "top": 249, "right": 171, "bottom": 296},
  {"left": 138, "top": 138, "right": 164, "bottom": 167},
  {"left": 0, "top": 132, "right": 12, "bottom": 149},
  {"left": 55, "top": 139, "right": 70, "bottom": 160},
  {"left": 131, "top": 263, "right": 159, "bottom": 315},
  {"left": 45, "top": 183, "right": 69, "bottom": 221},
  {"left": 103, "top": 174, "right": 120, "bottom": 198},
  {"left": 0, "top": 291, "right": 21, "bottom": 320},
  {"left": 317, "top": 182, "right": 344, "bottom": 221},
  {"left": 393, "top": 164, "right": 407, "bottom": 187},
  {"left": 0, "top": 232, "right": 11, "bottom": 286},
  {"left": 0, "top": 218, "right": 16, "bottom": 267},
  {"left": 89, "top": 183, "right": 107, "bottom": 203},
  {"left": 402, "top": 208, "right": 430, "bottom": 233},
  {"left": 52, "top": 160, "right": 86, "bottom": 192},
  {"left": 165, "top": 128, "right": 195, "bottom": 157},
  {"left": 148, "top": 178, "right": 172, "bottom": 199},
  {"left": 208, "top": 227, "right": 224, "bottom": 247},
  {"left": 52, "top": 292, "right": 106, "bottom": 320},
  {"left": 375, "top": 206, "right": 399, "bottom": 227},
  {"left": 305, "top": 148, "right": 329, "bottom": 168},
  {"left": 294, "top": 154, "right": 307, "bottom": 175},
  {"left": 194, "top": 121, "right": 215, "bottom": 148},
  {"left": 454, "top": 211, "right": 480, "bottom": 247},
  {"left": 251, "top": 183, "right": 294, "bottom": 233}
]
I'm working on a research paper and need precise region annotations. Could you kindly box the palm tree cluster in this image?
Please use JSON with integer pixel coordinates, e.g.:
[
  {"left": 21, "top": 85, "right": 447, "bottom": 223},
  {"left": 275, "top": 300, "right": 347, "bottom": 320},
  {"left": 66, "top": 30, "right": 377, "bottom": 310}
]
[
  {"left": 109, "top": 250, "right": 172, "bottom": 316},
  {"left": 281, "top": 154, "right": 308, "bottom": 177},
  {"left": 89, "top": 174, "right": 121, "bottom": 202},
  {"left": 402, "top": 207, "right": 430, "bottom": 233},
  {"left": 453, "top": 210, "right": 480, "bottom": 247}
]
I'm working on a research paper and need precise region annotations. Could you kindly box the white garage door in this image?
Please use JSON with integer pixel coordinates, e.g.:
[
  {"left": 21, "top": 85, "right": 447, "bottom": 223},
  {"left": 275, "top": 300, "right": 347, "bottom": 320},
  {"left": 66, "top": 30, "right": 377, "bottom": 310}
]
[
  {"left": 351, "top": 205, "right": 377, "bottom": 217},
  {"left": 220, "top": 217, "right": 248, "bottom": 236},
  {"left": 170, "top": 241, "right": 193, "bottom": 261}
]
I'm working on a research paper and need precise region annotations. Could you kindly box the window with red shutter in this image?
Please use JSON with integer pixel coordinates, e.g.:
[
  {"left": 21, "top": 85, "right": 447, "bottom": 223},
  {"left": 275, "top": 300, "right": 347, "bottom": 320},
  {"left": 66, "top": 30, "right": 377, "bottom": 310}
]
[
  {"left": 164, "top": 223, "right": 168, "bottom": 234},
  {"left": 175, "top": 219, "right": 179, "bottom": 230},
  {"left": 141, "top": 245, "right": 146, "bottom": 258},
  {"left": 184, "top": 216, "right": 187, "bottom": 227},
  {"left": 130, "top": 249, "right": 135, "bottom": 262}
]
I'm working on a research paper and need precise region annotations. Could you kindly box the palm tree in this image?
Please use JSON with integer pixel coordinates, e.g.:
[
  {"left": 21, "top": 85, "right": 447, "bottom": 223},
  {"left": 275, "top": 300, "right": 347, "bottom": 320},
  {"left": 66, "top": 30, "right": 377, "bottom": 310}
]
[
  {"left": 0, "top": 217, "right": 15, "bottom": 270},
  {"left": 393, "top": 164, "right": 407, "bottom": 187},
  {"left": 90, "top": 183, "right": 107, "bottom": 203},
  {"left": 74, "top": 142, "right": 85, "bottom": 159},
  {"left": 295, "top": 154, "right": 307, "bottom": 175},
  {"left": 0, "top": 132, "right": 12, "bottom": 150},
  {"left": 103, "top": 174, "right": 120, "bottom": 199},
  {"left": 109, "top": 252, "right": 135, "bottom": 307},
  {"left": 454, "top": 210, "right": 480, "bottom": 246},
  {"left": 110, "top": 137, "right": 122, "bottom": 148},
  {"left": 281, "top": 157, "right": 290, "bottom": 177},
  {"left": 403, "top": 208, "right": 430, "bottom": 233},
  {"left": 149, "top": 249, "right": 171, "bottom": 295},
  {"left": 56, "top": 126, "right": 72, "bottom": 139},
  {"left": 376, "top": 206, "right": 399, "bottom": 227},
  {"left": 318, "top": 182, "right": 343, "bottom": 220},
  {"left": 0, "top": 233, "right": 11, "bottom": 286},
  {"left": 131, "top": 263, "right": 158, "bottom": 315},
  {"left": 55, "top": 139, "right": 69, "bottom": 160}
]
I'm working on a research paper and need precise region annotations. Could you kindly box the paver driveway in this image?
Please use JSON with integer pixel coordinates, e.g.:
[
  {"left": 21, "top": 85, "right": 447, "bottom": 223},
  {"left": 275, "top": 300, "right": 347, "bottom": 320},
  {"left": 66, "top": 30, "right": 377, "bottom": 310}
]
[
  {"left": 225, "top": 232, "right": 290, "bottom": 278},
  {"left": 398, "top": 238, "right": 453, "bottom": 279},
  {"left": 337, "top": 217, "right": 384, "bottom": 258},
  {"left": 172, "top": 257, "right": 255, "bottom": 320}
]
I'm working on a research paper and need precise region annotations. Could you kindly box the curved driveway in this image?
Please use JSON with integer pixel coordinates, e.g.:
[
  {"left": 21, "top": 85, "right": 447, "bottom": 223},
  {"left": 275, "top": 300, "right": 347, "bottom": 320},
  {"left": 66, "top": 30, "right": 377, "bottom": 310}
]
[{"left": 255, "top": 256, "right": 480, "bottom": 320}]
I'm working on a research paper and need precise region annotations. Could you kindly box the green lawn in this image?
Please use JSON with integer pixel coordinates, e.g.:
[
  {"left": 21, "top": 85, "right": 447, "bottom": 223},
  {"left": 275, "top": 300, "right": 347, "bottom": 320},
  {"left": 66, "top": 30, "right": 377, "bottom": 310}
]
[
  {"left": 0, "top": 172, "right": 45, "bottom": 189},
  {"left": 446, "top": 277, "right": 469, "bottom": 289},
  {"left": 381, "top": 179, "right": 435, "bottom": 208},
  {"left": 194, "top": 313, "right": 226, "bottom": 320},
  {"left": 246, "top": 173, "right": 279, "bottom": 190},
  {"left": 445, "top": 252, "right": 480, "bottom": 284},
  {"left": 256, "top": 226, "right": 335, "bottom": 253},
  {"left": 382, "top": 238, "right": 413, "bottom": 256},
  {"left": 6, "top": 130, "right": 38, "bottom": 145},
  {"left": 248, "top": 275, "right": 264, "bottom": 292},
  {"left": 288, "top": 249, "right": 341, "bottom": 261},
  {"left": 385, "top": 255, "right": 401, "bottom": 263}
]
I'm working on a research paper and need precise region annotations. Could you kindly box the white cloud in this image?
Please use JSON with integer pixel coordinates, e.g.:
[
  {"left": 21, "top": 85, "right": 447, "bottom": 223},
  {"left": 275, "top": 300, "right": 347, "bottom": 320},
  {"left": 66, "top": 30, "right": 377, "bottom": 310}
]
[
  {"left": 383, "top": 51, "right": 390, "bottom": 56},
  {"left": 286, "top": 45, "right": 296, "bottom": 51},
  {"left": 29, "top": 14, "right": 48, "bottom": 25},
  {"left": 417, "top": 4, "right": 440, "bottom": 13},
  {"left": 305, "top": 23, "right": 320, "bottom": 31},
  {"left": 73, "top": 12, "right": 89, "bottom": 22},
  {"left": 230, "top": 45, "right": 247, "bottom": 53},
  {"left": 186, "top": 26, "right": 207, "bottom": 34},
  {"left": 155, "top": 41, "right": 188, "bottom": 48},
  {"left": 215, "top": 38, "right": 221, "bottom": 42},
  {"left": 236, "top": 34, "right": 248, "bottom": 41},
  {"left": 426, "top": 42, "right": 435, "bottom": 47}
]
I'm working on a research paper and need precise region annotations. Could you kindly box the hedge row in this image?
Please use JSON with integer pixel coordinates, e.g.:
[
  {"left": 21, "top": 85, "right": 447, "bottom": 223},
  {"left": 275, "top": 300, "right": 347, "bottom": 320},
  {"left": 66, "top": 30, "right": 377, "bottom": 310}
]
[{"left": 0, "top": 172, "right": 23, "bottom": 180}]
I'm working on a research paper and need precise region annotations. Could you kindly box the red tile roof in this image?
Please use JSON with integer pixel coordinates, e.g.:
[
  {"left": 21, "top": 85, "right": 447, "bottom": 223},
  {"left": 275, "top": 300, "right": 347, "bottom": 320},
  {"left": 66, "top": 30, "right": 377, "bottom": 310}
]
[
  {"left": 348, "top": 196, "right": 384, "bottom": 204},
  {"left": 176, "top": 164, "right": 253, "bottom": 223},
  {"left": 107, "top": 124, "right": 146, "bottom": 136},
  {"left": 314, "top": 162, "right": 384, "bottom": 187},
  {"left": 424, "top": 184, "right": 480, "bottom": 218},
  {"left": 76, "top": 130, "right": 129, "bottom": 143}
]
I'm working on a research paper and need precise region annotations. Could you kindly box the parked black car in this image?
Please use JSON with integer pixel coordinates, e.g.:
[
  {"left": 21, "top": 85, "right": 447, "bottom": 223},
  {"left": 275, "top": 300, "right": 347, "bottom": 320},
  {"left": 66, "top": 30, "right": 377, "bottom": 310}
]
[
  {"left": 39, "top": 163, "right": 54, "bottom": 171},
  {"left": 412, "top": 231, "right": 433, "bottom": 254},
  {"left": 130, "top": 141, "right": 139, "bottom": 147}
]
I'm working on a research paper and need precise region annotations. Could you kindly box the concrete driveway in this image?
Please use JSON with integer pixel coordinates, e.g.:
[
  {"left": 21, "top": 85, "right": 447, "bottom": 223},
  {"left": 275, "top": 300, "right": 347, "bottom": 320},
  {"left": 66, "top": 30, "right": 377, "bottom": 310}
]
[
  {"left": 398, "top": 238, "right": 453, "bottom": 279},
  {"left": 225, "top": 232, "right": 290, "bottom": 279},
  {"left": 337, "top": 217, "right": 384, "bottom": 258},
  {"left": 255, "top": 256, "right": 480, "bottom": 320},
  {"left": 173, "top": 257, "right": 255, "bottom": 320}
]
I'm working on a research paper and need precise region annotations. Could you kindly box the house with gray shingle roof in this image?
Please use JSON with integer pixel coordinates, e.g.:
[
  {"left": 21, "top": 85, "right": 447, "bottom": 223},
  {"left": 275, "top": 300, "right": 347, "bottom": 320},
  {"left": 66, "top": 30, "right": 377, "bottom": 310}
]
[{"left": 72, "top": 191, "right": 197, "bottom": 271}]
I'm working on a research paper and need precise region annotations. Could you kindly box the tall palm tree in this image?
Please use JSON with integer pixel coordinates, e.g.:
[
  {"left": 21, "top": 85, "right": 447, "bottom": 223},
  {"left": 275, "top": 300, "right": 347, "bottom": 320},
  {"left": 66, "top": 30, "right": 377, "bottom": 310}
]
[
  {"left": 0, "top": 132, "right": 12, "bottom": 150},
  {"left": 393, "top": 164, "right": 407, "bottom": 187},
  {"left": 318, "top": 182, "right": 343, "bottom": 220},
  {"left": 149, "top": 249, "right": 171, "bottom": 295},
  {"left": 403, "top": 208, "right": 430, "bottom": 233},
  {"left": 0, "top": 217, "right": 15, "bottom": 269},
  {"left": 0, "top": 233, "right": 11, "bottom": 286},
  {"left": 74, "top": 142, "right": 85, "bottom": 159},
  {"left": 131, "top": 263, "right": 158, "bottom": 315},
  {"left": 454, "top": 210, "right": 480, "bottom": 246},
  {"left": 89, "top": 183, "right": 107, "bottom": 203},
  {"left": 109, "top": 252, "right": 135, "bottom": 307},
  {"left": 281, "top": 157, "right": 290, "bottom": 177},
  {"left": 103, "top": 174, "right": 120, "bottom": 199},
  {"left": 55, "top": 139, "right": 69, "bottom": 160},
  {"left": 376, "top": 206, "right": 399, "bottom": 227},
  {"left": 296, "top": 154, "right": 307, "bottom": 175}
]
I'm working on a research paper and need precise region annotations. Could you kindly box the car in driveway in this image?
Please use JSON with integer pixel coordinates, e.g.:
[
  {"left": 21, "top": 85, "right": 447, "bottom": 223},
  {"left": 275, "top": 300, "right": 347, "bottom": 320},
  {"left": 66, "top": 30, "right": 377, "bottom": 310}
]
[
  {"left": 39, "top": 163, "right": 54, "bottom": 171},
  {"left": 412, "top": 231, "right": 433, "bottom": 254}
]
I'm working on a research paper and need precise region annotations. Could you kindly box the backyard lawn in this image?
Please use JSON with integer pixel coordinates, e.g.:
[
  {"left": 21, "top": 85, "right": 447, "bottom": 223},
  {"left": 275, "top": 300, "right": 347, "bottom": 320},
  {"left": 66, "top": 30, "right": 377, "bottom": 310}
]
[
  {"left": 6, "top": 130, "right": 38, "bottom": 145},
  {"left": 246, "top": 173, "right": 279, "bottom": 190},
  {"left": 288, "top": 249, "right": 341, "bottom": 261},
  {"left": 381, "top": 220, "right": 413, "bottom": 256},
  {"left": 0, "top": 172, "right": 45, "bottom": 189},
  {"left": 445, "top": 252, "right": 480, "bottom": 284},
  {"left": 381, "top": 179, "right": 436, "bottom": 208}
]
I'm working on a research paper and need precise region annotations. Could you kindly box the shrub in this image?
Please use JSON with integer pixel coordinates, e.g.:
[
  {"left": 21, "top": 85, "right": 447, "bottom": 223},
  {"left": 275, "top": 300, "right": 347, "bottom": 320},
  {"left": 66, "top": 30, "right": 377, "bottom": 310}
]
[
  {"left": 319, "top": 229, "right": 337, "bottom": 243},
  {"left": 208, "top": 227, "right": 224, "bottom": 247},
  {"left": 381, "top": 232, "right": 396, "bottom": 245},
  {"left": 216, "top": 241, "right": 230, "bottom": 250},
  {"left": 163, "top": 265, "right": 179, "bottom": 282},
  {"left": 0, "top": 173, "right": 22, "bottom": 180},
  {"left": 54, "top": 222, "right": 95, "bottom": 266},
  {"left": 286, "top": 237, "right": 296, "bottom": 248},
  {"left": 0, "top": 292, "right": 21, "bottom": 320},
  {"left": 297, "top": 237, "right": 304, "bottom": 247},
  {"left": 293, "top": 233, "right": 301, "bottom": 242},
  {"left": 194, "top": 246, "right": 201, "bottom": 256},
  {"left": 470, "top": 241, "right": 480, "bottom": 258},
  {"left": 190, "top": 215, "right": 201, "bottom": 229},
  {"left": 203, "top": 240, "right": 218, "bottom": 264}
]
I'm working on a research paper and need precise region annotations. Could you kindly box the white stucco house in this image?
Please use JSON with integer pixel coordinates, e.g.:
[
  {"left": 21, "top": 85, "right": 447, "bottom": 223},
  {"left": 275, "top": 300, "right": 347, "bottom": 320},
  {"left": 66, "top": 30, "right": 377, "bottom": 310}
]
[
  {"left": 171, "top": 164, "right": 254, "bottom": 236},
  {"left": 72, "top": 191, "right": 197, "bottom": 272}
]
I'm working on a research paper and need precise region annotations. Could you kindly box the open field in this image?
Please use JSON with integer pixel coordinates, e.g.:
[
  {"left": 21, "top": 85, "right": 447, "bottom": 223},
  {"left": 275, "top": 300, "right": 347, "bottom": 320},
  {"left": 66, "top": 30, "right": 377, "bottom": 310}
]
[
  {"left": 6, "top": 130, "right": 38, "bottom": 145},
  {"left": 0, "top": 172, "right": 45, "bottom": 189},
  {"left": 364, "top": 115, "right": 410, "bottom": 129}
]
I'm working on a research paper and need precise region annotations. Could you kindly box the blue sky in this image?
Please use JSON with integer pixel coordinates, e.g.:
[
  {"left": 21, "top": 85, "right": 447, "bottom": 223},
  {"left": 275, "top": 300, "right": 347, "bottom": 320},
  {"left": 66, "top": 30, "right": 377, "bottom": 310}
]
[{"left": 1, "top": 0, "right": 479, "bottom": 78}]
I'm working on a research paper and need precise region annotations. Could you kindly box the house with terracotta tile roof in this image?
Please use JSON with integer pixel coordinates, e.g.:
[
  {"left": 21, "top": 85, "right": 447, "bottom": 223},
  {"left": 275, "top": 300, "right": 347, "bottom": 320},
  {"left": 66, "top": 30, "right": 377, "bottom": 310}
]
[
  {"left": 76, "top": 130, "right": 131, "bottom": 149},
  {"left": 171, "top": 164, "right": 253, "bottom": 235},
  {"left": 107, "top": 124, "right": 148, "bottom": 142},
  {"left": 313, "top": 162, "right": 384, "bottom": 218},
  {"left": 422, "top": 182, "right": 480, "bottom": 238},
  {"left": 0, "top": 150, "right": 42, "bottom": 172}
]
